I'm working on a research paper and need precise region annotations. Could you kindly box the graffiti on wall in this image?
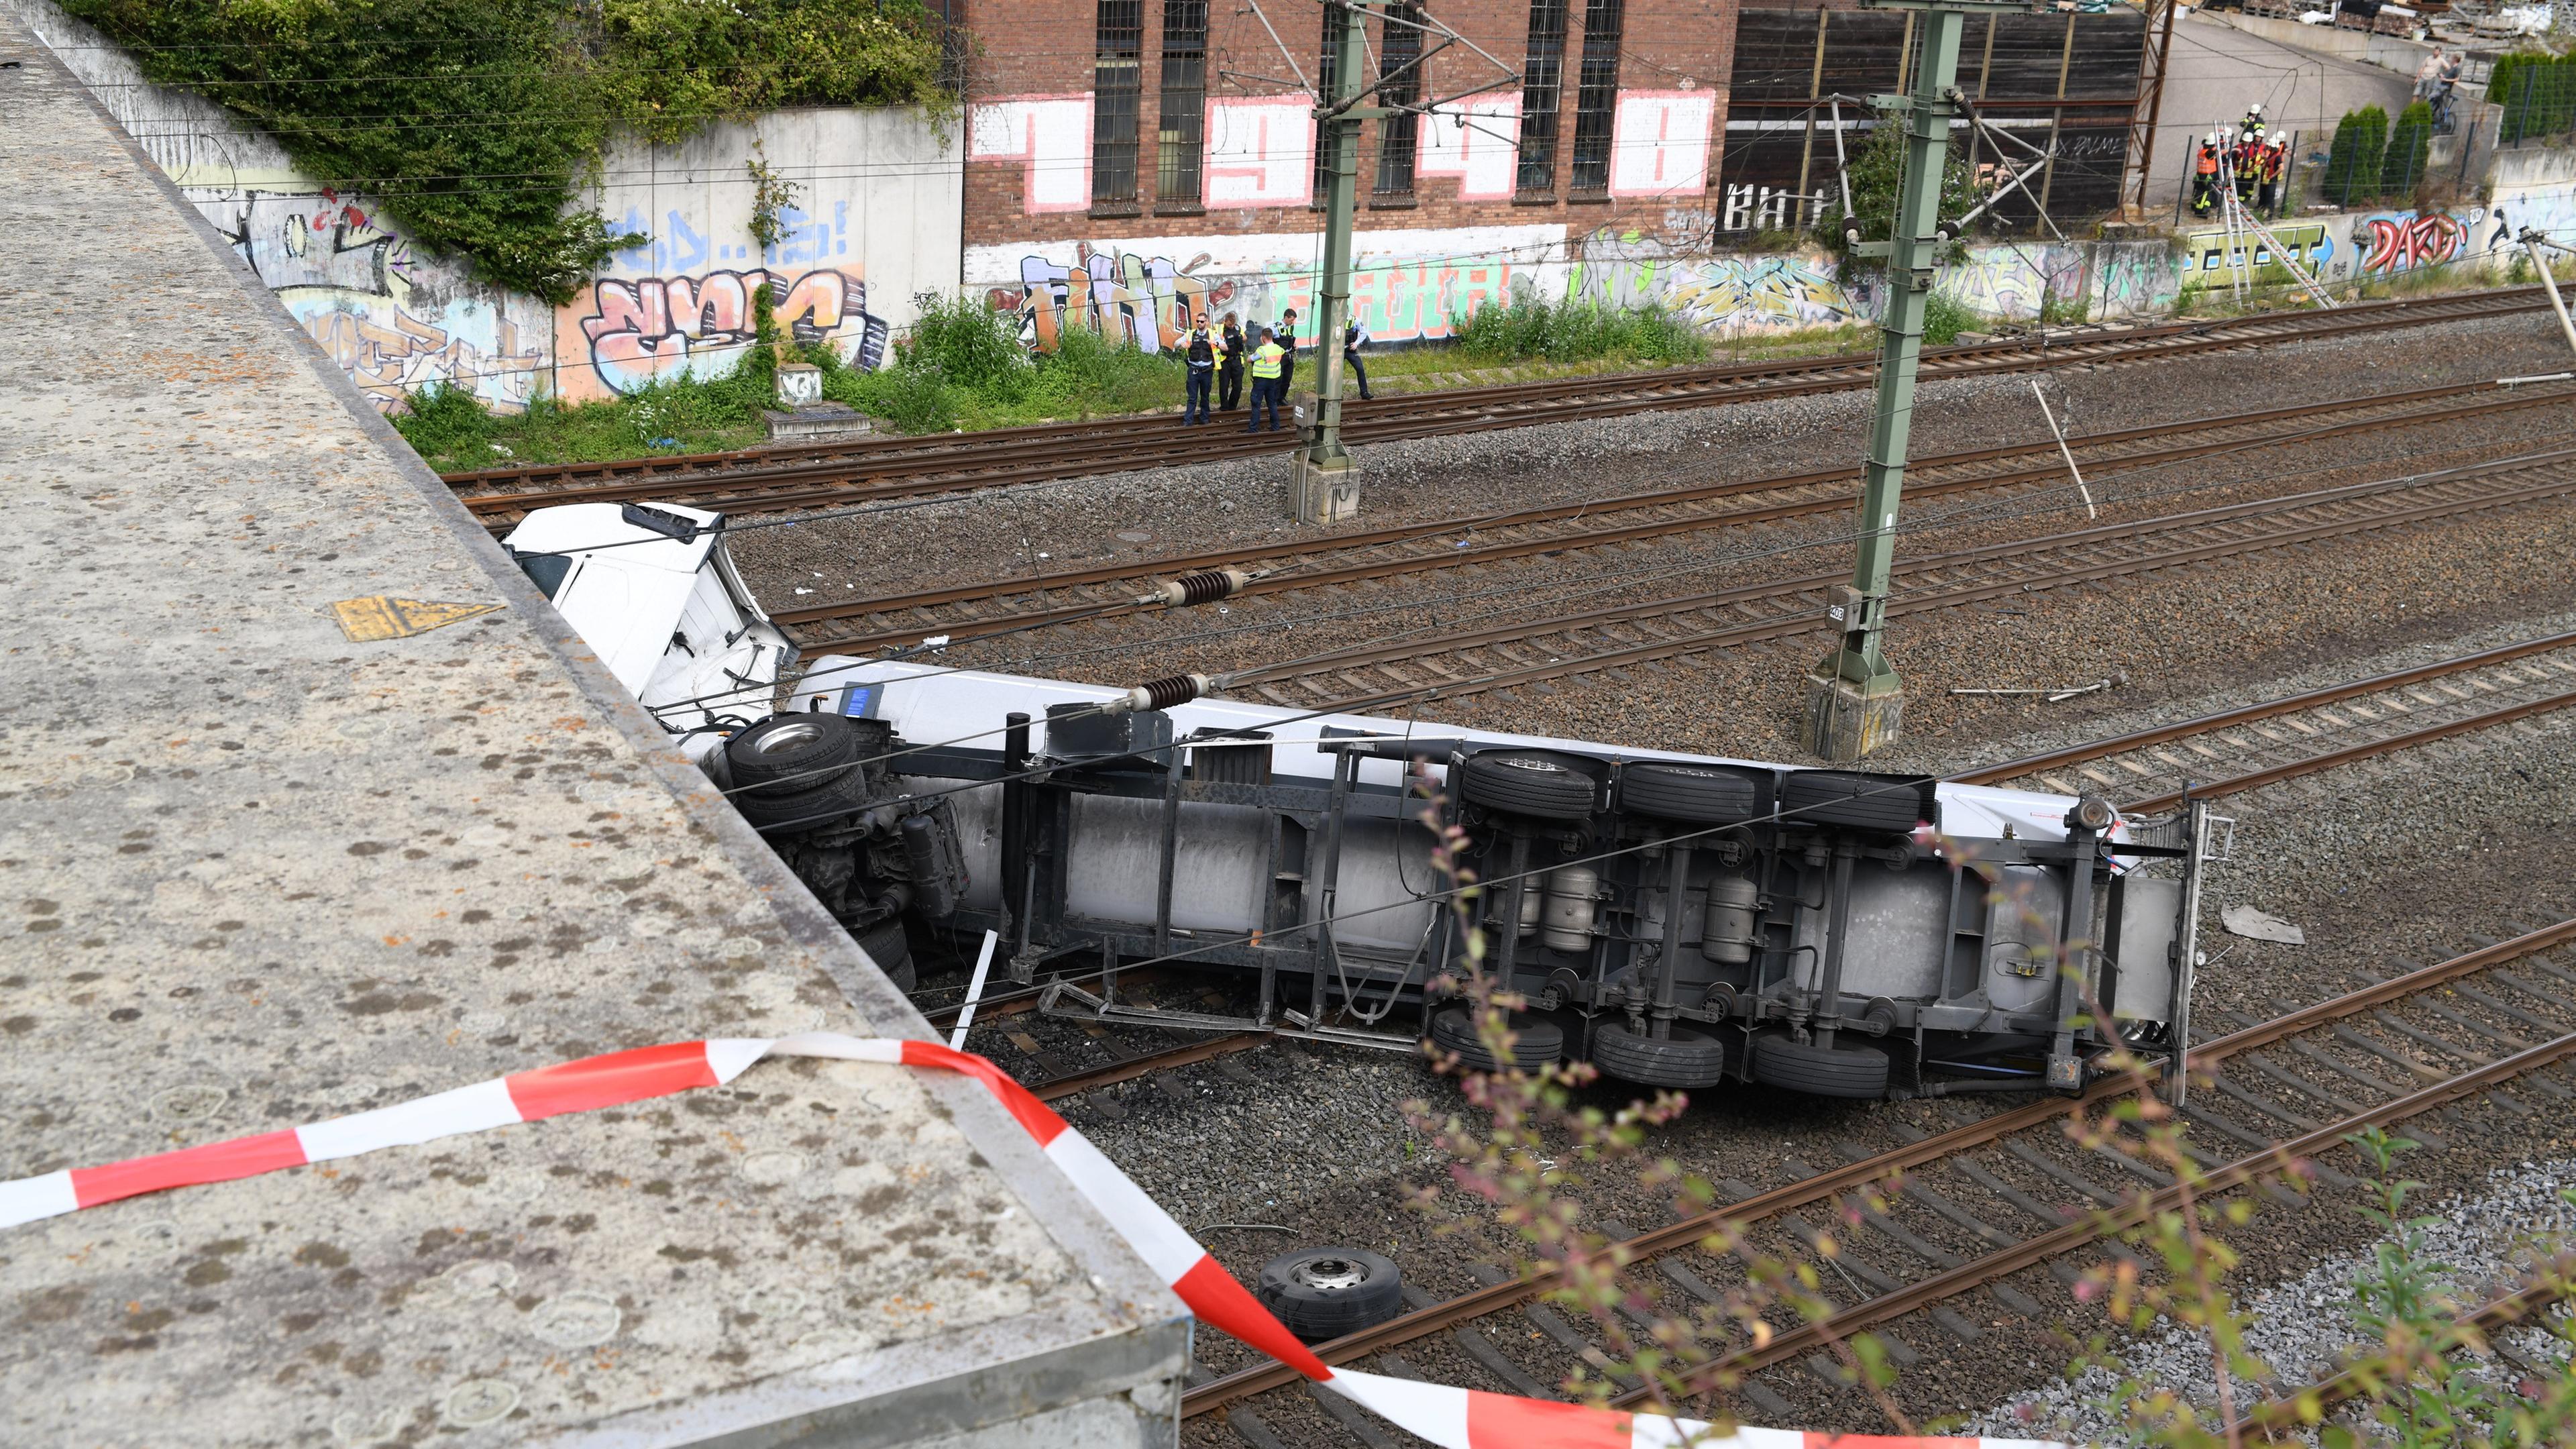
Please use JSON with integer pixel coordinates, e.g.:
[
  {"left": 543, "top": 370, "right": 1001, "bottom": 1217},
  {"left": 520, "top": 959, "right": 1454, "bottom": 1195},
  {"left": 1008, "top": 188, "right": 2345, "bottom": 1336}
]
[
  {"left": 1419, "top": 99, "right": 1522, "bottom": 201},
  {"left": 2179, "top": 221, "right": 2333, "bottom": 281},
  {"left": 2360, "top": 211, "right": 2469, "bottom": 274},
  {"left": 553, "top": 269, "right": 887, "bottom": 403},
  {"left": 1572, "top": 229, "right": 1861, "bottom": 331},
  {"left": 1208, "top": 98, "right": 1316, "bottom": 209},
  {"left": 205, "top": 189, "right": 546, "bottom": 413},
  {"left": 1938, "top": 245, "right": 2087, "bottom": 319},
  {"left": 987, "top": 242, "right": 1520, "bottom": 352}
]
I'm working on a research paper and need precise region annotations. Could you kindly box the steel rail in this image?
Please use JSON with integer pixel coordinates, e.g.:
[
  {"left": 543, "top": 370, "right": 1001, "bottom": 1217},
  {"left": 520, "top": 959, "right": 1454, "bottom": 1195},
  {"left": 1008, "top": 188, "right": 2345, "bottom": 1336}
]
[
  {"left": 2121, "top": 686, "right": 2576, "bottom": 814},
  {"left": 777, "top": 380, "right": 2573, "bottom": 651},
  {"left": 1179, "top": 919, "right": 2576, "bottom": 1416},
  {"left": 1244, "top": 449, "right": 2576, "bottom": 710},
  {"left": 1955, "top": 629, "right": 2576, "bottom": 787},
  {"left": 1611, "top": 1028, "right": 2576, "bottom": 1413},
  {"left": 445, "top": 289, "right": 2557, "bottom": 521},
  {"left": 1030, "top": 1033, "right": 1263, "bottom": 1102}
]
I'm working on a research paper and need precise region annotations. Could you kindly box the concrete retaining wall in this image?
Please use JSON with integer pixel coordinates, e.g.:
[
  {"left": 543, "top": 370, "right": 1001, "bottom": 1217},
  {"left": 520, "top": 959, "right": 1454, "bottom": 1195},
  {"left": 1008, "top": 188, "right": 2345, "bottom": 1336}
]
[{"left": 12, "top": 0, "right": 961, "bottom": 415}]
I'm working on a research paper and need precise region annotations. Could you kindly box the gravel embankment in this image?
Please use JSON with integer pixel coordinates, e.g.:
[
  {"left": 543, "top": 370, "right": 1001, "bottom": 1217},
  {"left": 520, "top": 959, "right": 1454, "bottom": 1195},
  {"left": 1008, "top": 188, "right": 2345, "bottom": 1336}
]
[{"left": 1968, "top": 1156, "right": 2576, "bottom": 1442}]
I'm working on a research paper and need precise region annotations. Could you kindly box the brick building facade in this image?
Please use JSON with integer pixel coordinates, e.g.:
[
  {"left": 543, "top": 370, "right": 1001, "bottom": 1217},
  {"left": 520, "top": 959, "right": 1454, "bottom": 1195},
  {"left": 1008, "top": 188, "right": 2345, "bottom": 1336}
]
[{"left": 959, "top": 0, "right": 1739, "bottom": 349}]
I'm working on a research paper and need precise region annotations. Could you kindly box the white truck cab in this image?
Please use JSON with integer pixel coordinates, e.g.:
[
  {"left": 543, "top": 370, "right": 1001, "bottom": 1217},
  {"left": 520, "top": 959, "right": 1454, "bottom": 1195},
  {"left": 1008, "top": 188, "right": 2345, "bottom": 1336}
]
[{"left": 501, "top": 502, "right": 790, "bottom": 761}]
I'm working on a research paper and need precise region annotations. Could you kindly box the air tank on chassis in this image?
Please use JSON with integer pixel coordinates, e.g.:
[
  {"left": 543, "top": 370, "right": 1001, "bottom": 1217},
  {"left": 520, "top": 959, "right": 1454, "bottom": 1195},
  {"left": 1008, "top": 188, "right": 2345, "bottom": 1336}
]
[{"left": 734, "top": 659, "right": 2210, "bottom": 1103}]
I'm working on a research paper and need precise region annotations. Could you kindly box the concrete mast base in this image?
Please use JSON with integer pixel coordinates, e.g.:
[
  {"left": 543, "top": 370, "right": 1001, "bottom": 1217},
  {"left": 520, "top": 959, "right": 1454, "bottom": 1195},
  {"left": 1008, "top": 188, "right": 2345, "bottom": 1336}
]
[{"left": 1801, "top": 665, "right": 1906, "bottom": 763}]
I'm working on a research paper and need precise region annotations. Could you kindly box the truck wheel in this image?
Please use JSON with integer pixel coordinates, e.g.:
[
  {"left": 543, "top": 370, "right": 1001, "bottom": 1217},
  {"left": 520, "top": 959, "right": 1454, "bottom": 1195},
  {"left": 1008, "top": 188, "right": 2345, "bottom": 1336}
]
[
  {"left": 1460, "top": 751, "right": 1597, "bottom": 820},
  {"left": 729, "top": 714, "right": 864, "bottom": 794},
  {"left": 1427, "top": 1006, "right": 1563, "bottom": 1071},
  {"left": 1749, "top": 1034, "right": 1890, "bottom": 1099},
  {"left": 1256, "top": 1248, "right": 1404, "bottom": 1340},
  {"left": 1618, "top": 763, "right": 1760, "bottom": 824},
  {"left": 731, "top": 763, "right": 875, "bottom": 833},
  {"left": 855, "top": 919, "right": 916, "bottom": 993},
  {"left": 1588, "top": 1023, "right": 1727, "bottom": 1089},
  {"left": 1778, "top": 770, "right": 1929, "bottom": 833}
]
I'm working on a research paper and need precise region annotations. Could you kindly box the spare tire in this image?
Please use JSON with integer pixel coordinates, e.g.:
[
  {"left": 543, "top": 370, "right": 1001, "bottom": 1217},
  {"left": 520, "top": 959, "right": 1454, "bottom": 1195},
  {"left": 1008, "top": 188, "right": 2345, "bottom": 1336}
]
[
  {"left": 1619, "top": 763, "right": 1761, "bottom": 824},
  {"left": 855, "top": 918, "right": 916, "bottom": 993},
  {"left": 1778, "top": 770, "right": 1929, "bottom": 833},
  {"left": 730, "top": 761, "right": 875, "bottom": 833},
  {"left": 1589, "top": 1023, "right": 1728, "bottom": 1089},
  {"left": 1459, "top": 750, "right": 1597, "bottom": 820},
  {"left": 1749, "top": 1033, "right": 1890, "bottom": 1099},
  {"left": 1427, "top": 1006, "right": 1564, "bottom": 1072},
  {"left": 1256, "top": 1247, "right": 1404, "bottom": 1340},
  {"left": 729, "top": 714, "right": 864, "bottom": 795}
]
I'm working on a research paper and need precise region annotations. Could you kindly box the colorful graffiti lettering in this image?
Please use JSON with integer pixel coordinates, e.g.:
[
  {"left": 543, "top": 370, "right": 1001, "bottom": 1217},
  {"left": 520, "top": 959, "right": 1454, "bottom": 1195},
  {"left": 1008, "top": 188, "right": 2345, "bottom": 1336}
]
[
  {"left": 557, "top": 269, "right": 885, "bottom": 402},
  {"left": 2361, "top": 211, "right": 2469, "bottom": 274},
  {"left": 991, "top": 246, "right": 1237, "bottom": 353},
  {"left": 207, "top": 188, "right": 547, "bottom": 413},
  {"left": 2180, "top": 222, "right": 2332, "bottom": 279}
]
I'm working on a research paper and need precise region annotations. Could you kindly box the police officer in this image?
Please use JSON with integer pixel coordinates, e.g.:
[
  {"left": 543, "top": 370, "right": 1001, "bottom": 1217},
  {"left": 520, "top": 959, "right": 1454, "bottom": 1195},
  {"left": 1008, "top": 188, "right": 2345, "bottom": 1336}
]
[
  {"left": 1218, "top": 311, "right": 1246, "bottom": 411},
  {"left": 1182, "top": 318, "right": 1216, "bottom": 425},
  {"left": 1341, "top": 317, "right": 1373, "bottom": 401},
  {"left": 1272, "top": 307, "right": 1299, "bottom": 394},
  {"left": 2193, "top": 131, "right": 2221, "bottom": 217},
  {"left": 1245, "top": 326, "right": 1286, "bottom": 433}
]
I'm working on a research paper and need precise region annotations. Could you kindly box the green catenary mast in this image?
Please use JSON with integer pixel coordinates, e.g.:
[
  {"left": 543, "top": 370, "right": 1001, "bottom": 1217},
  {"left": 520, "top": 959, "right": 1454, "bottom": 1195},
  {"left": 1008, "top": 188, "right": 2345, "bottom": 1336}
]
[{"left": 1803, "top": 0, "right": 2036, "bottom": 761}]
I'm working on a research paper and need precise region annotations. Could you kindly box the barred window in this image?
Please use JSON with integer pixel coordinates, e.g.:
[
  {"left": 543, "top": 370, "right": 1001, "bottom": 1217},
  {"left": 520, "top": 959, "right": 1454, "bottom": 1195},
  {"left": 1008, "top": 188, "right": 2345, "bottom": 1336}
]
[
  {"left": 1515, "top": 0, "right": 1571, "bottom": 195},
  {"left": 1093, "top": 0, "right": 1144, "bottom": 204},
  {"left": 1157, "top": 0, "right": 1208, "bottom": 204},
  {"left": 1374, "top": 3, "right": 1426, "bottom": 197},
  {"left": 1313, "top": 1, "right": 1352, "bottom": 205},
  {"left": 1566, "top": 0, "right": 1625, "bottom": 194}
]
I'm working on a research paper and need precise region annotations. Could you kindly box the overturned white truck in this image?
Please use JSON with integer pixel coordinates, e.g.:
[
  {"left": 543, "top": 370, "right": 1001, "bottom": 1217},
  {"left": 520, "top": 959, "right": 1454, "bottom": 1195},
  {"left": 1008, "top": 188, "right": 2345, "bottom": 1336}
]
[{"left": 506, "top": 502, "right": 2212, "bottom": 1101}]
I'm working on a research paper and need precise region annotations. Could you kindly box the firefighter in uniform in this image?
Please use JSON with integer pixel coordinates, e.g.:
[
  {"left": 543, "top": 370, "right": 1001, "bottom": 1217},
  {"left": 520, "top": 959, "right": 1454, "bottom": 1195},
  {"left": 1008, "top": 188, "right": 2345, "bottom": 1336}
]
[
  {"left": 2257, "top": 138, "right": 2286, "bottom": 216},
  {"left": 2193, "top": 131, "right": 2222, "bottom": 217}
]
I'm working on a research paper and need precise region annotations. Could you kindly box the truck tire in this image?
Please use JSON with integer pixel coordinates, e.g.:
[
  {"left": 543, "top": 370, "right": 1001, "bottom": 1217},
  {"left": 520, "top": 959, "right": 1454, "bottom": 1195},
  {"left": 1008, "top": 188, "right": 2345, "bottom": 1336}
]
[
  {"left": 729, "top": 714, "right": 864, "bottom": 794},
  {"left": 1749, "top": 1034, "right": 1890, "bottom": 1099},
  {"left": 855, "top": 918, "right": 916, "bottom": 993},
  {"left": 1427, "top": 1006, "right": 1563, "bottom": 1072},
  {"left": 1459, "top": 751, "right": 1597, "bottom": 820},
  {"left": 1256, "top": 1248, "right": 1404, "bottom": 1340},
  {"left": 731, "top": 762, "right": 875, "bottom": 833},
  {"left": 1778, "top": 770, "right": 1928, "bottom": 833},
  {"left": 1589, "top": 1024, "right": 1727, "bottom": 1089},
  {"left": 1618, "top": 763, "right": 1760, "bottom": 824}
]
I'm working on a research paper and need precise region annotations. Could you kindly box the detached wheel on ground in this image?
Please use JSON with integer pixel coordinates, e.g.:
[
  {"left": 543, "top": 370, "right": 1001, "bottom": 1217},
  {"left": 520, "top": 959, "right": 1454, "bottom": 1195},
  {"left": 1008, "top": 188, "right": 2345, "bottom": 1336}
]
[
  {"left": 854, "top": 918, "right": 916, "bottom": 993},
  {"left": 727, "top": 714, "right": 865, "bottom": 793},
  {"left": 1427, "top": 1006, "right": 1564, "bottom": 1071},
  {"left": 1256, "top": 1247, "right": 1405, "bottom": 1340},
  {"left": 1778, "top": 769, "right": 1929, "bottom": 833},
  {"left": 1458, "top": 750, "right": 1598, "bottom": 820},
  {"left": 1749, "top": 1033, "right": 1890, "bottom": 1099},
  {"left": 1588, "top": 1023, "right": 1727, "bottom": 1089},
  {"left": 1617, "top": 763, "right": 1760, "bottom": 824}
]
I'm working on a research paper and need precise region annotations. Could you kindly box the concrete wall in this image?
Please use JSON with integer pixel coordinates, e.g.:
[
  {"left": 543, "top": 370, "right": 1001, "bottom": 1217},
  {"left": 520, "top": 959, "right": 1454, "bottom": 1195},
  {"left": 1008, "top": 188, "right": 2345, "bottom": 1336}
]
[{"left": 12, "top": 0, "right": 962, "bottom": 414}]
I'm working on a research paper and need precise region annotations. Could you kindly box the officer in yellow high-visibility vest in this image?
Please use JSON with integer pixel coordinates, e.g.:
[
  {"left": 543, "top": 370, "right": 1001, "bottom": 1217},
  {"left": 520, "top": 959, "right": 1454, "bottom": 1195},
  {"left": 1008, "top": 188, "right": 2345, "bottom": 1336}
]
[{"left": 1244, "top": 326, "right": 1286, "bottom": 433}]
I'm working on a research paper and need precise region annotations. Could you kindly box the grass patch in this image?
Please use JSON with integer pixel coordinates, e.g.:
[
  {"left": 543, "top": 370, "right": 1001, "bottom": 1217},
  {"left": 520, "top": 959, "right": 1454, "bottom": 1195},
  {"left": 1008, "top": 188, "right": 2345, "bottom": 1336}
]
[{"left": 1454, "top": 297, "right": 1709, "bottom": 366}]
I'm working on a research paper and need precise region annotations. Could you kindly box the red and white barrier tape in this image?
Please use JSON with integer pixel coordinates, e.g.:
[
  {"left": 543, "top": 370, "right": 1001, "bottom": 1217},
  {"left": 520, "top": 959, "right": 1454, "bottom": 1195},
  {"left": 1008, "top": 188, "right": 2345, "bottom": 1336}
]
[{"left": 0, "top": 1035, "right": 2061, "bottom": 1449}]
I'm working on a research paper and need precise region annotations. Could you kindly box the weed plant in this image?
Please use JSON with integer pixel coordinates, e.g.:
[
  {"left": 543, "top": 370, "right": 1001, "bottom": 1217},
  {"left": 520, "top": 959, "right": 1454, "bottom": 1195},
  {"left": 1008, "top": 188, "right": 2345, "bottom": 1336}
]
[{"left": 1454, "top": 297, "right": 1709, "bottom": 366}]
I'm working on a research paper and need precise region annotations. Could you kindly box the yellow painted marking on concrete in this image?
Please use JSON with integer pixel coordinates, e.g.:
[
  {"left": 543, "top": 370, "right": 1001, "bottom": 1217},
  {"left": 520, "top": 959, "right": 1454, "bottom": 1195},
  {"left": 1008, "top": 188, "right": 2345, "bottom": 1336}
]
[{"left": 330, "top": 596, "right": 503, "bottom": 642}]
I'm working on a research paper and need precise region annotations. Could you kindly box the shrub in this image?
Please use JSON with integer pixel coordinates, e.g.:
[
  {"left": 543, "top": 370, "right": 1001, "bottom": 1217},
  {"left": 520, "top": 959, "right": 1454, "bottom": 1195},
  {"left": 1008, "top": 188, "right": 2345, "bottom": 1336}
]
[
  {"left": 1815, "top": 109, "right": 1983, "bottom": 264},
  {"left": 900, "top": 290, "right": 1032, "bottom": 402},
  {"left": 2489, "top": 52, "right": 2576, "bottom": 145},
  {"left": 2322, "top": 106, "right": 2389, "bottom": 208},
  {"left": 392, "top": 382, "right": 495, "bottom": 460},
  {"left": 1455, "top": 297, "right": 1708, "bottom": 366},
  {"left": 1920, "top": 289, "right": 1976, "bottom": 346},
  {"left": 2379, "top": 101, "right": 2434, "bottom": 203}
]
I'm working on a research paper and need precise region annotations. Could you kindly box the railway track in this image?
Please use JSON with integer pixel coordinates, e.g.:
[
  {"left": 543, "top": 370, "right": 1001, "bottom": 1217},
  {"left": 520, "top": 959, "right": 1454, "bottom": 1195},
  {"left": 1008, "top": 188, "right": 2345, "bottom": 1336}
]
[
  {"left": 1212, "top": 445, "right": 2576, "bottom": 714},
  {"left": 444, "top": 287, "right": 2560, "bottom": 527},
  {"left": 776, "top": 378, "right": 2576, "bottom": 656},
  {"left": 1189, "top": 920, "right": 2576, "bottom": 1440}
]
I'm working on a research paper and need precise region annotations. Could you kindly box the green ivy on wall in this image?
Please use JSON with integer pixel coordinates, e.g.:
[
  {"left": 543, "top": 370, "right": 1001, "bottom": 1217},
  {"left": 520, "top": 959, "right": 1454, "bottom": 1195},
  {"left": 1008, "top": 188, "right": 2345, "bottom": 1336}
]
[{"left": 62, "top": 0, "right": 949, "bottom": 303}]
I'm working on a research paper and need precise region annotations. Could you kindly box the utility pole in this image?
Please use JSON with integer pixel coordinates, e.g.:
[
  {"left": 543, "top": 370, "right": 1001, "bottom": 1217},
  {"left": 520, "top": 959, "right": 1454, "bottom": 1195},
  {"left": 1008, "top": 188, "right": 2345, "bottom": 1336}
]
[
  {"left": 1801, "top": 0, "right": 2036, "bottom": 762},
  {"left": 1290, "top": 0, "right": 1375, "bottom": 526}
]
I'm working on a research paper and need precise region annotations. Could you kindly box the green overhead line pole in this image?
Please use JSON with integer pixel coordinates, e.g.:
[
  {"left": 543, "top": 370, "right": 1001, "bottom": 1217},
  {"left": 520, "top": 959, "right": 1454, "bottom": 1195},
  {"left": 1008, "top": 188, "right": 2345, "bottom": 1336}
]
[
  {"left": 1802, "top": 0, "right": 2039, "bottom": 762},
  {"left": 1290, "top": 0, "right": 1378, "bottom": 525}
]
